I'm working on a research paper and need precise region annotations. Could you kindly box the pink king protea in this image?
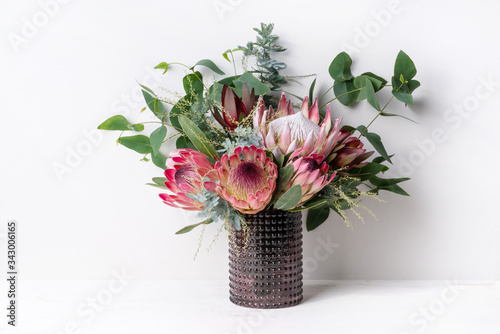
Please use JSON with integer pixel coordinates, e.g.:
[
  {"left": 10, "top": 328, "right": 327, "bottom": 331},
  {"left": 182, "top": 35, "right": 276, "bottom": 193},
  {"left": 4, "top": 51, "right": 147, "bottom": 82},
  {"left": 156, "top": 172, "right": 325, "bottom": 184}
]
[
  {"left": 215, "top": 145, "right": 277, "bottom": 214},
  {"left": 159, "top": 149, "right": 217, "bottom": 211},
  {"left": 253, "top": 93, "right": 343, "bottom": 160},
  {"left": 280, "top": 151, "right": 336, "bottom": 208}
]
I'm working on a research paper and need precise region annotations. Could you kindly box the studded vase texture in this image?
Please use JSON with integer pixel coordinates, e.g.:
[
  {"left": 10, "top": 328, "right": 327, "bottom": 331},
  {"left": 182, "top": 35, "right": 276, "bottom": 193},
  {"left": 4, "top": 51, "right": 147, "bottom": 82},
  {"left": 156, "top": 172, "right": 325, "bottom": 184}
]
[{"left": 228, "top": 210, "right": 303, "bottom": 308}]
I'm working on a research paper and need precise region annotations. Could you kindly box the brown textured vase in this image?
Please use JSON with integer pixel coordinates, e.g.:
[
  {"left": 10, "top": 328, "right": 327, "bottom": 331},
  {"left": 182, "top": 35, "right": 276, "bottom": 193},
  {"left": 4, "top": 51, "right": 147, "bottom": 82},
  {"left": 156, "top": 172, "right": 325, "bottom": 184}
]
[{"left": 228, "top": 209, "right": 303, "bottom": 308}]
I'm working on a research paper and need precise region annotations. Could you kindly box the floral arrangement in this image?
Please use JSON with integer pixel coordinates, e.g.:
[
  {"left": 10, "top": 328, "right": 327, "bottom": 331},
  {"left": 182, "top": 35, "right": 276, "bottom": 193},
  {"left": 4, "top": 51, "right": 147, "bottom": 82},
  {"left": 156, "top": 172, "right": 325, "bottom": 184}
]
[{"left": 98, "top": 23, "right": 419, "bottom": 236}]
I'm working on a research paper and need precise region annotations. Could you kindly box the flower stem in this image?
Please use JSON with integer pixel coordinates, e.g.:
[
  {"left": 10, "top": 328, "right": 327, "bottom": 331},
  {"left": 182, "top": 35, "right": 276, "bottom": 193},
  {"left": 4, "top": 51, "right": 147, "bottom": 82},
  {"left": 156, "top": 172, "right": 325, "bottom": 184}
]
[
  {"left": 357, "top": 81, "right": 404, "bottom": 138},
  {"left": 320, "top": 88, "right": 362, "bottom": 109},
  {"left": 319, "top": 80, "right": 343, "bottom": 102}
]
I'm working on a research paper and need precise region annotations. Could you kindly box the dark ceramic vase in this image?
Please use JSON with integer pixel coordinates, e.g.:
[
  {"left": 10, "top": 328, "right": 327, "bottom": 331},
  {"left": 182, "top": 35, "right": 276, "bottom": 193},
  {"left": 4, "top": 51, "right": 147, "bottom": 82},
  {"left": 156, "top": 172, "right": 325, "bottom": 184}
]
[{"left": 228, "top": 209, "right": 303, "bottom": 308}]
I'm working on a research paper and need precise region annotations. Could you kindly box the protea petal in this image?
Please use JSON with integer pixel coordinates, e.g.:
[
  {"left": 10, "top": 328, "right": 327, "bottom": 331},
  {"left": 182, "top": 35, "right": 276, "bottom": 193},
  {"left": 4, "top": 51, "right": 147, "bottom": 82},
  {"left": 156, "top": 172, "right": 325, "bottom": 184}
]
[
  {"left": 276, "top": 93, "right": 288, "bottom": 118},
  {"left": 278, "top": 122, "right": 292, "bottom": 152},
  {"left": 301, "top": 96, "right": 310, "bottom": 118},
  {"left": 320, "top": 104, "right": 332, "bottom": 133},
  {"left": 309, "top": 98, "right": 320, "bottom": 124}
]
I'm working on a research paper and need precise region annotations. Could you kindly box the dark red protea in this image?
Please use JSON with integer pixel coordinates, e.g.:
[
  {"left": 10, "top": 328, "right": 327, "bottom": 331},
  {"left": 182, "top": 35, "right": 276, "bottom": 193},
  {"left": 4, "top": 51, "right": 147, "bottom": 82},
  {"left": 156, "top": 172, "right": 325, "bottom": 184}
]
[
  {"left": 325, "top": 130, "right": 374, "bottom": 174},
  {"left": 211, "top": 83, "right": 255, "bottom": 131}
]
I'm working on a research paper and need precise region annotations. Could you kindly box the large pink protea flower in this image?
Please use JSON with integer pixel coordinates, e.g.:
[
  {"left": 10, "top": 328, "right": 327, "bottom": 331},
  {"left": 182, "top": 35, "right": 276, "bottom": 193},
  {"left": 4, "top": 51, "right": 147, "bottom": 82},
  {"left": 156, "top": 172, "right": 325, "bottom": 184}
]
[
  {"left": 326, "top": 130, "right": 374, "bottom": 174},
  {"left": 280, "top": 151, "right": 336, "bottom": 208},
  {"left": 214, "top": 145, "right": 277, "bottom": 214},
  {"left": 253, "top": 94, "right": 343, "bottom": 159},
  {"left": 159, "top": 149, "right": 217, "bottom": 211},
  {"left": 211, "top": 83, "right": 255, "bottom": 131}
]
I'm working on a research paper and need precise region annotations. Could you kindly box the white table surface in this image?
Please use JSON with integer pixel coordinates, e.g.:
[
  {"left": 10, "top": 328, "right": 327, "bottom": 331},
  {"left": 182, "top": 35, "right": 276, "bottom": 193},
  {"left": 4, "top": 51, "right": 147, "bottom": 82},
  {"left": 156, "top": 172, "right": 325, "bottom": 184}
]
[{"left": 2, "top": 280, "right": 499, "bottom": 334}]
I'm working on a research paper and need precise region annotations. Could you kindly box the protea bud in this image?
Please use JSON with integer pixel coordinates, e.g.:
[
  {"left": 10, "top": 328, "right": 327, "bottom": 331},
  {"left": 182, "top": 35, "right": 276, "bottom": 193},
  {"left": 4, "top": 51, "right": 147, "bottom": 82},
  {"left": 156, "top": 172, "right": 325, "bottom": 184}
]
[
  {"left": 326, "top": 130, "right": 374, "bottom": 174},
  {"left": 211, "top": 83, "right": 255, "bottom": 130}
]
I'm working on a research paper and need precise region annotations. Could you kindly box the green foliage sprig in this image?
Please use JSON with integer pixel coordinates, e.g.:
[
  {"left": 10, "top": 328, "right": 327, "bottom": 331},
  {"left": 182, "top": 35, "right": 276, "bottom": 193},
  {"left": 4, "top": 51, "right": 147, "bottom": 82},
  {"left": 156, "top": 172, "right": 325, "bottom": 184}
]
[{"left": 240, "top": 23, "right": 287, "bottom": 105}]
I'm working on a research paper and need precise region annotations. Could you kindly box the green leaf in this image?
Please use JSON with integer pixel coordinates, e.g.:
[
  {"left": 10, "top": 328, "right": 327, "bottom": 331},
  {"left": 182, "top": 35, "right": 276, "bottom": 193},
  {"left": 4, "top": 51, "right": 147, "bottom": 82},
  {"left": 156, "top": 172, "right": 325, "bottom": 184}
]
[
  {"left": 306, "top": 204, "right": 330, "bottom": 231},
  {"left": 274, "top": 185, "right": 302, "bottom": 211},
  {"left": 117, "top": 135, "right": 152, "bottom": 154},
  {"left": 377, "top": 184, "right": 410, "bottom": 196},
  {"left": 98, "top": 115, "right": 133, "bottom": 131},
  {"left": 349, "top": 162, "right": 389, "bottom": 181},
  {"left": 354, "top": 76, "right": 381, "bottom": 110},
  {"left": 152, "top": 177, "right": 167, "bottom": 186},
  {"left": 131, "top": 124, "right": 144, "bottom": 131},
  {"left": 357, "top": 126, "right": 392, "bottom": 164},
  {"left": 380, "top": 112, "right": 418, "bottom": 123},
  {"left": 333, "top": 79, "right": 359, "bottom": 106},
  {"left": 269, "top": 164, "right": 294, "bottom": 206},
  {"left": 146, "top": 177, "right": 167, "bottom": 189},
  {"left": 360, "top": 72, "right": 387, "bottom": 92},
  {"left": 142, "top": 90, "right": 165, "bottom": 119},
  {"left": 234, "top": 72, "right": 271, "bottom": 96},
  {"left": 151, "top": 150, "right": 166, "bottom": 169},
  {"left": 138, "top": 83, "right": 155, "bottom": 95},
  {"left": 369, "top": 176, "right": 410, "bottom": 187},
  {"left": 154, "top": 62, "right": 169, "bottom": 74},
  {"left": 277, "top": 154, "right": 285, "bottom": 169},
  {"left": 150, "top": 126, "right": 167, "bottom": 155},
  {"left": 394, "top": 51, "right": 417, "bottom": 84},
  {"left": 192, "top": 59, "right": 225, "bottom": 75},
  {"left": 309, "top": 78, "right": 317, "bottom": 104},
  {"left": 175, "top": 136, "right": 190, "bottom": 149},
  {"left": 175, "top": 219, "right": 213, "bottom": 235},
  {"left": 290, "top": 197, "right": 329, "bottom": 212},
  {"left": 206, "top": 82, "right": 224, "bottom": 107},
  {"left": 169, "top": 96, "right": 191, "bottom": 131},
  {"left": 329, "top": 52, "right": 354, "bottom": 81},
  {"left": 222, "top": 48, "right": 245, "bottom": 62},
  {"left": 392, "top": 51, "right": 419, "bottom": 105},
  {"left": 178, "top": 115, "right": 218, "bottom": 159},
  {"left": 372, "top": 155, "right": 394, "bottom": 164},
  {"left": 182, "top": 72, "right": 204, "bottom": 95}
]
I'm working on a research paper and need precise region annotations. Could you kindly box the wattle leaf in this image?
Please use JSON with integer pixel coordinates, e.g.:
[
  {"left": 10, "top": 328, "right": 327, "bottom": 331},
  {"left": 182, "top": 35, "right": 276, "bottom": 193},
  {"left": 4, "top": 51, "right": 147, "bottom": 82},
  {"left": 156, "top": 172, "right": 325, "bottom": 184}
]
[{"left": 178, "top": 115, "right": 218, "bottom": 159}]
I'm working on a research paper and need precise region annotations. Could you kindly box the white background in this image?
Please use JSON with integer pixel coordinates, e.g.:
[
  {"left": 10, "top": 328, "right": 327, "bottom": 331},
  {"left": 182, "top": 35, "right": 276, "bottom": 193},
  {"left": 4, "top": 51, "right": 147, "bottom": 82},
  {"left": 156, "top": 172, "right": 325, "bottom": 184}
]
[{"left": 1, "top": 0, "right": 500, "bottom": 283}]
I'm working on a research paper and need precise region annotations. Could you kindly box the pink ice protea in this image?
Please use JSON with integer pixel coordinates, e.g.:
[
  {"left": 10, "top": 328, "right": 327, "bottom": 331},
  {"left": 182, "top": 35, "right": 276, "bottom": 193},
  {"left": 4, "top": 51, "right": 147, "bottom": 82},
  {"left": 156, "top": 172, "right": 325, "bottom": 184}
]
[
  {"left": 159, "top": 149, "right": 218, "bottom": 211},
  {"left": 215, "top": 145, "right": 277, "bottom": 214},
  {"left": 280, "top": 151, "right": 336, "bottom": 208},
  {"left": 253, "top": 94, "right": 343, "bottom": 160}
]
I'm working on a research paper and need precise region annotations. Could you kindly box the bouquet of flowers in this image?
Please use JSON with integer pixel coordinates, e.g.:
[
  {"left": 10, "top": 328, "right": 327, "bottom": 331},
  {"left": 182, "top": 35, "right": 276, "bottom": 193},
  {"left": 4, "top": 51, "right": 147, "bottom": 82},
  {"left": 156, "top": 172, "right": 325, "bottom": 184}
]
[{"left": 98, "top": 23, "right": 419, "bottom": 236}]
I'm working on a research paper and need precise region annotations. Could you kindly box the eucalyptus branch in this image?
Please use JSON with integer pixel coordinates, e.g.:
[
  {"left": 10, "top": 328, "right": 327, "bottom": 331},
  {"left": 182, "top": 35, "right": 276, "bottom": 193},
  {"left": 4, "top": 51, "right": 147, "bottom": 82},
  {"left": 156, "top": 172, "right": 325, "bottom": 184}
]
[
  {"left": 357, "top": 81, "right": 405, "bottom": 138},
  {"left": 320, "top": 88, "right": 362, "bottom": 109}
]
